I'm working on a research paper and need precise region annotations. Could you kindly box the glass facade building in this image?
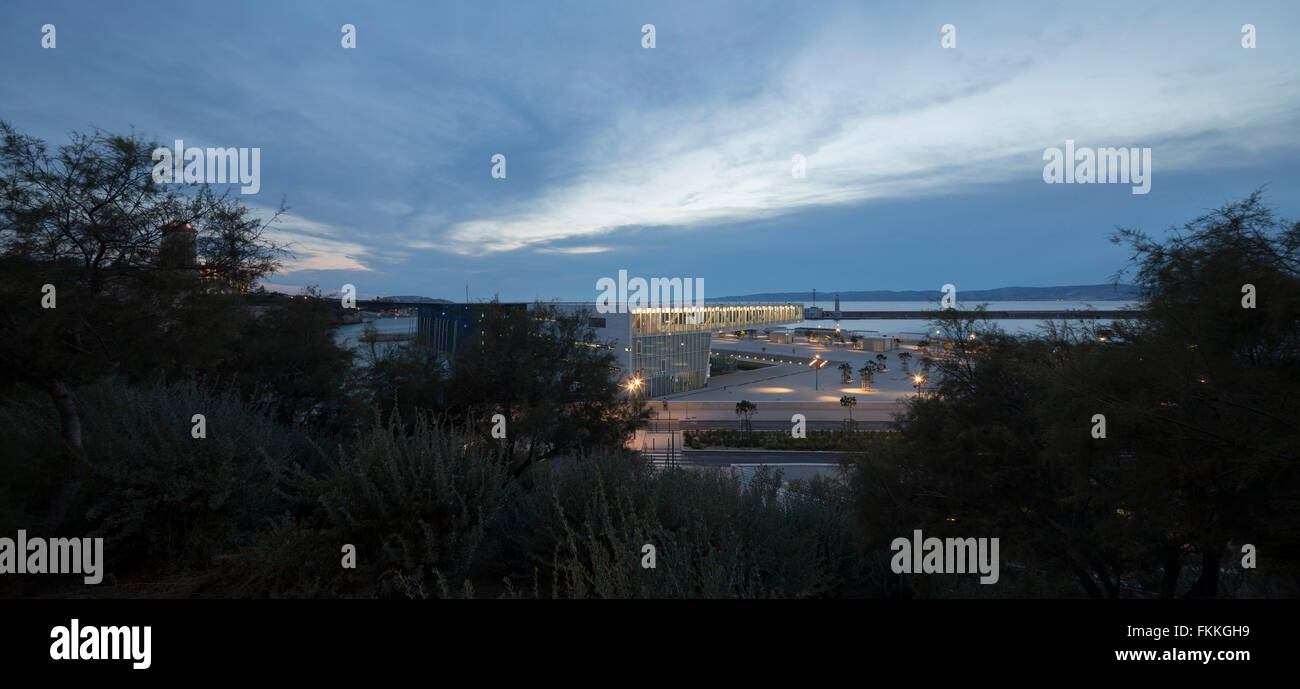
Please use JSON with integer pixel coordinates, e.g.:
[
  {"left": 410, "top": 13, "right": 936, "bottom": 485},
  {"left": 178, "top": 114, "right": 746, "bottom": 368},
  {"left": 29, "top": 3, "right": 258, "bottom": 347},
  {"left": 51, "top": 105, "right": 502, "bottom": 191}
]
[
  {"left": 630, "top": 304, "right": 803, "bottom": 335},
  {"left": 623, "top": 304, "right": 803, "bottom": 396},
  {"left": 630, "top": 330, "right": 712, "bottom": 396},
  {"left": 416, "top": 302, "right": 528, "bottom": 353},
  {"left": 419, "top": 302, "right": 801, "bottom": 398}
]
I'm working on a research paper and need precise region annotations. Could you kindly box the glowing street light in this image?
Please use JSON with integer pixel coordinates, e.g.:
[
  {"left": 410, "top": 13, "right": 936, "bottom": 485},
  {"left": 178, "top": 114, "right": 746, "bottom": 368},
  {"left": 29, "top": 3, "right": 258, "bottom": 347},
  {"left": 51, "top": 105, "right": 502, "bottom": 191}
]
[
  {"left": 913, "top": 374, "right": 925, "bottom": 394},
  {"left": 809, "top": 356, "right": 828, "bottom": 389}
]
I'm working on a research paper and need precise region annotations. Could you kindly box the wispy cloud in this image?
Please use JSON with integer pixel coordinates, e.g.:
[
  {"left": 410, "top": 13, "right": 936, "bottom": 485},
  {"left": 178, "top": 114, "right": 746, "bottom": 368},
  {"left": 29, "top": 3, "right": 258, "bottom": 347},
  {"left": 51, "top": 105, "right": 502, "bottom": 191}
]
[
  {"left": 8, "top": 0, "right": 1296, "bottom": 299},
  {"left": 440, "top": 11, "right": 1300, "bottom": 255},
  {"left": 535, "top": 245, "right": 612, "bottom": 255},
  {"left": 259, "top": 209, "right": 375, "bottom": 273}
]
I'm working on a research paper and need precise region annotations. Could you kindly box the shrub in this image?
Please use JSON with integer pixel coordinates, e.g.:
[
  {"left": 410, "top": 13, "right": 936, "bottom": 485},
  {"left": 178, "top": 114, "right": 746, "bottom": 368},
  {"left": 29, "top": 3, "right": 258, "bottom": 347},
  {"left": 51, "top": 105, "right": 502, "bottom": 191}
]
[
  {"left": 496, "top": 452, "right": 876, "bottom": 598},
  {"left": 214, "top": 412, "right": 514, "bottom": 597},
  {"left": 0, "top": 378, "right": 317, "bottom": 589}
]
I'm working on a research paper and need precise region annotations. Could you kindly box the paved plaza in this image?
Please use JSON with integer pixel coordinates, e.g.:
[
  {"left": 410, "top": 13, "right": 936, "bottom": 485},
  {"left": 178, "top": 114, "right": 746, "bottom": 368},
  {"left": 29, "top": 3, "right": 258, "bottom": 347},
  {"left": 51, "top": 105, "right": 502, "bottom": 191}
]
[{"left": 672, "top": 334, "right": 928, "bottom": 403}]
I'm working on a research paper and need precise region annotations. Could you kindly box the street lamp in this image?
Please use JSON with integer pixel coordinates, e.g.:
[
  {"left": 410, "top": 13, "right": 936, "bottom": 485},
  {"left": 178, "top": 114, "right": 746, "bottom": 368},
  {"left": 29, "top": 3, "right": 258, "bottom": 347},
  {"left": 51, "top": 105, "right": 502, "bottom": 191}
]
[
  {"left": 913, "top": 374, "right": 925, "bottom": 394},
  {"left": 810, "top": 356, "right": 827, "bottom": 390}
]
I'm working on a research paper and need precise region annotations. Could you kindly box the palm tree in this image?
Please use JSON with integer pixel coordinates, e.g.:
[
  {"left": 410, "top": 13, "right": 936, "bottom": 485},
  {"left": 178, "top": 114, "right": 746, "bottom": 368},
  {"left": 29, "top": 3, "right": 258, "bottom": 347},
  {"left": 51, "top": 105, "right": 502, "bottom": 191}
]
[
  {"left": 839, "top": 362, "right": 852, "bottom": 383},
  {"left": 897, "top": 351, "right": 912, "bottom": 374},
  {"left": 875, "top": 353, "right": 888, "bottom": 371},
  {"left": 735, "top": 399, "right": 757, "bottom": 436},
  {"left": 840, "top": 395, "right": 858, "bottom": 430},
  {"left": 857, "top": 362, "right": 876, "bottom": 391}
]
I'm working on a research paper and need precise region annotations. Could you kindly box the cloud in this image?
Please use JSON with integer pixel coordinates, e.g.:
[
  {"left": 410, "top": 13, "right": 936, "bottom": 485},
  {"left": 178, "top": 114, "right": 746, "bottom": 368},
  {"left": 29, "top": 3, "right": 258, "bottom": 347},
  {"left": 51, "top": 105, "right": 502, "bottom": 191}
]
[
  {"left": 257, "top": 208, "right": 376, "bottom": 273},
  {"left": 439, "top": 11, "right": 1300, "bottom": 256},
  {"left": 535, "top": 245, "right": 612, "bottom": 255}
]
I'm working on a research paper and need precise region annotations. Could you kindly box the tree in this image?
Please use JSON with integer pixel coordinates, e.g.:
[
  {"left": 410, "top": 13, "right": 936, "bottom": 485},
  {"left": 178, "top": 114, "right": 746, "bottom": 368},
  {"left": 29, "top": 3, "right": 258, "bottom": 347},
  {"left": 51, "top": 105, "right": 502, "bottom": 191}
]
[
  {"left": 0, "top": 121, "right": 287, "bottom": 463},
  {"left": 1103, "top": 189, "right": 1300, "bottom": 596},
  {"left": 735, "top": 399, "right": 757, "bottom": 436},
  {"left": 857, "top": 362, "right": 877, "bottom": 391},
  {"left": 232, "top": 288, "right": 357, "bottom": 429},
  {"left": 847, "top": 192, "right": 1300, "bottom": 598},
  {"left": 839, "top": 362, "right": 852, "bottom": 383},
  {"left": 875, "top": 353, "right": 888, "bottom": 371},
  {"left": 359, "top": 341, "right": 448, "bottom": 426},
  {"left": 897, "top": 351, "right": 913, "bottom": 374},
  {"left": 124, "top": 284, "right": 357, "bottom": 431},
  {"left": 840, "top": 395, "right": 857, "bottom": 430},
  {"left": 855, "top": 310, "right": 1142, "bottom": 598},
  {"left": 446, "top": 301, "right": 646, "bottom": 476}
]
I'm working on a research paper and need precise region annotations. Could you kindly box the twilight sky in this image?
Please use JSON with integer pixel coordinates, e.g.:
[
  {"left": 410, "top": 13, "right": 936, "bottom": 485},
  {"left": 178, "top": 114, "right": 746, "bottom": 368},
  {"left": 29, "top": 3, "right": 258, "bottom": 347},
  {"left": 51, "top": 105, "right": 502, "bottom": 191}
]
[{"left": 2, "top": 0, "right": 1298, "bottom": 300}]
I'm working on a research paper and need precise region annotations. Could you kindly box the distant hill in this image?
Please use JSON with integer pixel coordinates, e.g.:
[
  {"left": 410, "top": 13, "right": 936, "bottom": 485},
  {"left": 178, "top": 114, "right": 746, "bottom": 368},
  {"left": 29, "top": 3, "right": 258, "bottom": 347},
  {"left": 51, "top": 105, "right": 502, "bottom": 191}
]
[
  {"left": 376, "top": 295, "right": 453, "bottom": 303},
  {"left": 715, "top": 284, "right": 1140, "bottom": 302}
]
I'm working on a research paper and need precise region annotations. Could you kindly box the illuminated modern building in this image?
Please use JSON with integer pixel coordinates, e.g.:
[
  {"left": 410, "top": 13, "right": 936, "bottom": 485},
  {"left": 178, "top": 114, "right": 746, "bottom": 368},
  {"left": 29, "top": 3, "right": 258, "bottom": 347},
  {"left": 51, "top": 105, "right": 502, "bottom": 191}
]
[
  {"left": 413, "top": 301, "right": 801, "bottom": 397},
  {"left": 553, "top": 303, "right": 802, "bottom": 397}
]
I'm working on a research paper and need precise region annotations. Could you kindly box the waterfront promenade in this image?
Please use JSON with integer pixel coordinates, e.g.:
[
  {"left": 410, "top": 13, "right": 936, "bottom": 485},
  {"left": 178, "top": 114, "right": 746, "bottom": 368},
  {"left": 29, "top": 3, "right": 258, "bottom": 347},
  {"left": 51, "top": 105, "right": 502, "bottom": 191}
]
[{"left": 647, "top": 333, "right": 919, "bottom": 427}]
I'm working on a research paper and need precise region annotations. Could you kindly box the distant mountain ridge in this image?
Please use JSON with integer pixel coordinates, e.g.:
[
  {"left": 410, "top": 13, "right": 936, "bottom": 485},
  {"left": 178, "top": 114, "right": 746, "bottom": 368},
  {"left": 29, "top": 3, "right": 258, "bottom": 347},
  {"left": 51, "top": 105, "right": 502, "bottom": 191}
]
[
  {"left": 715, "top": 284, "right": 1140, "bottom": 302},
  {"left": 376, "top": 295, "right": 453, "bottom": 303}
]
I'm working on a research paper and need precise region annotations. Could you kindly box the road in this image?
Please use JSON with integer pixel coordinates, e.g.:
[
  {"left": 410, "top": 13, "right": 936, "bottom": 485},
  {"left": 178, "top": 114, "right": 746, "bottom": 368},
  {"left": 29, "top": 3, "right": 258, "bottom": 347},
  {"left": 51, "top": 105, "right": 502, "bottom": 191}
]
[
  {"left": 644, "top": 418, "right": 890, "bottom": 431},
  {"left": 680, "top": 449, "right": 856, "bottom": 466}
]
